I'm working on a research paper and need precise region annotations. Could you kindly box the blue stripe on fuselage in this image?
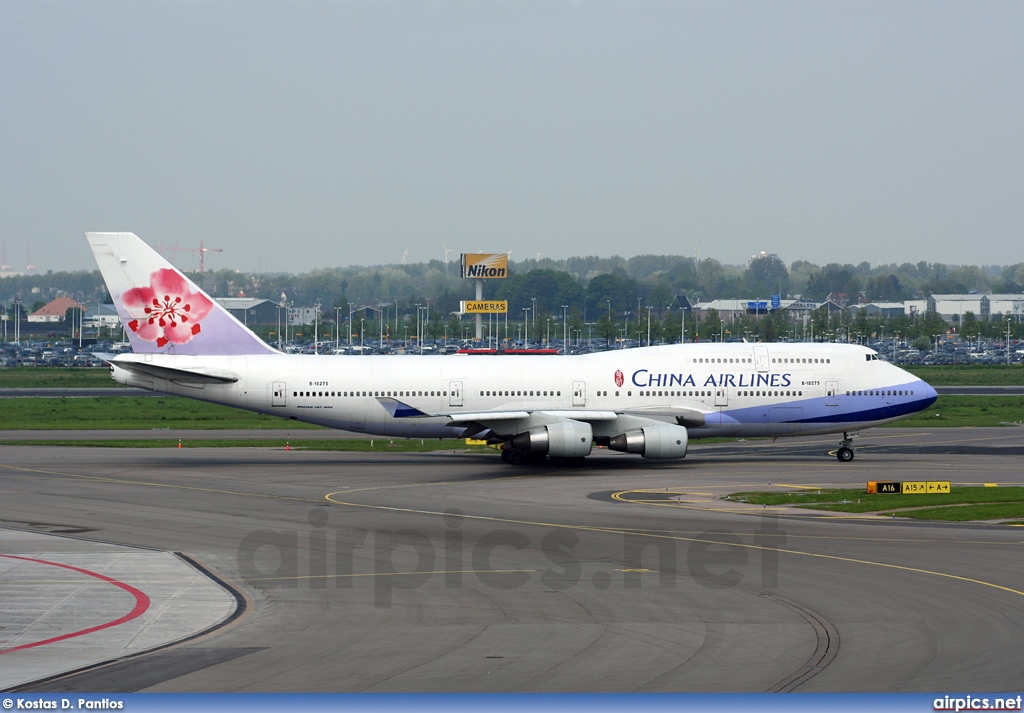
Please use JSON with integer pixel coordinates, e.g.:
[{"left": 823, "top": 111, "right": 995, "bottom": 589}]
[{"left": 721, "top": 380, "right": 937, "bottom": 425}]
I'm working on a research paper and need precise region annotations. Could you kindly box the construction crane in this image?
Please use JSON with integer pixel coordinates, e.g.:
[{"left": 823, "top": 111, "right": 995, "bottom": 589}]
[{"left": 155, "top": 241, "right": 223, "bottom": 272}]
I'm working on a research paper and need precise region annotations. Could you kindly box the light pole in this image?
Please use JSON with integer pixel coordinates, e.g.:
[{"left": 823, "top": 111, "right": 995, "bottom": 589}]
[
  {"left": 313, "top": 302, "right": 321, "bottom": 354},
  {"left": 646, "top": 306, "right": 652, "bottom": 346},
  {"left": 360, "top": 319, "right": 364, "bottom": 351},
  {"left": 522, "top": 307, "right": 530, "bottom": 346},
  {"left": 1008, "top": 319, "right": 1013, "bottom": 365},
  {"left": 531, "top": 297, "right": 537, "bottom": 336},
  {"left": 561, "top": 305, "right": 568, "bottom": 347},
  {"left": 606, "top": 299, "right": 612, "bottom": 347},
  {"left": 335, "top": 306, "right": 341, "bottom": 353},
  {"left": 415, "top": 303, "right": 422, "bottom": 354}
]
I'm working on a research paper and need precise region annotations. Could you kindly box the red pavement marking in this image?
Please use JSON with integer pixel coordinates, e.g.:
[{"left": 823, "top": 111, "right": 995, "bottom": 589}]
[{"left": 0, "top": 554, "right": 151, "bottom": 655}]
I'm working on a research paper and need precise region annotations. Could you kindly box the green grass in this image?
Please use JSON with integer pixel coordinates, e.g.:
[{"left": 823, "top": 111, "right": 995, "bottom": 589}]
[
  {"left": 881, "top": 395, "right": 1024, "bottom": 427},
  {"left": 897, "top": 503, "right": 1024, "bottom": 522},
  {"left": 0, "top": 367, "right": 122, "bottom": 388},
  {"left": 0, "top": 437, "right": 494, "bottom": 452},
  {"left": 0, "top": 396, "right": 325, "bottom": 430},
  {"left": 725, "top": 487, "right": 1024, "bottom": 521},
  {"left": 903, "top": 365, "right": 1024, "bottom": 386}
]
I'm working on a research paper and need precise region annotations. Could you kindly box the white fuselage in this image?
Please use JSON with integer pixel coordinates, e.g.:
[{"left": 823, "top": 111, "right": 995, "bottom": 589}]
[{"left": 110, "top": 342, "right": 937, "bottom": 441}]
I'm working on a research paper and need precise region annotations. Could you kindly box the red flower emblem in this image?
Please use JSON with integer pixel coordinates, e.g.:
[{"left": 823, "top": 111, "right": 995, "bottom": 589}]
[
  {"left": 614, "top": 370, "right": 624, "bottom": 387},
  {"left": 122, "top": 269, "right": 214, "bottom": 348}
]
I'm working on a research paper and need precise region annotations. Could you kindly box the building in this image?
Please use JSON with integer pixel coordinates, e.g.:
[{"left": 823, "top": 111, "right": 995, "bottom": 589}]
[
  {"left": 693, "top": 298, "right": 826, "bottom": 322},
  {"left": 27, "top": 297, "right": 84, "bottom": 323},
  {"left": 288, "top": 306, "right": 319, "bottom": 327},
  {"left": 927, "top": 294, "right": 984, "bottom": 322},
  {"left": 83, "top": 304, "right": 121, "bottom": 328},
  {"left": 982, "top": 294, "right": 1024, "bottom": 322},
  {"left": 848, "top": 302, "right": 906, "bottom": 319},
  {"left": 904, "top": 300, "right": 927, "bottom": 317},
  {"left": 215, "top": 298, "right": 281, "bottom": 325},
  {"left": 926, "top": 294, "right": 1024, "bottom": 322}
]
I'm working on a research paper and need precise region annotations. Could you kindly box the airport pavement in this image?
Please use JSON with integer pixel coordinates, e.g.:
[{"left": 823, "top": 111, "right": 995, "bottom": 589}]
[
  {"left": 1, "top": 428, "right": 1023, "bottom": 692},
  {"left": 0, "top": 530, "right": 242, "bottom": 690}
]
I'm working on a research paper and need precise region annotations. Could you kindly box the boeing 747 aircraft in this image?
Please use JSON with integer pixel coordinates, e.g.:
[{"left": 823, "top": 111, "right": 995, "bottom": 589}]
[{"left": 88, "top": 232, "right": 937, "bottom": 465}]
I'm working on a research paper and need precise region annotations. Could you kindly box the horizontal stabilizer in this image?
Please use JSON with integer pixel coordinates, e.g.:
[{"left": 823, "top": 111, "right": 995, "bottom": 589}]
[{"left": 111, "top": 360, "right": 239, "bottom": 384}]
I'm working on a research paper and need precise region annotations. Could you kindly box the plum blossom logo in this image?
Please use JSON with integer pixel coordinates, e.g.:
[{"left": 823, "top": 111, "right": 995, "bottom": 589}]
[
  {"left": 614, "top": 370, "right": 624, "bottom": 387},
  {"left": 122, "top": 269, "right": 214, "bottom": 348}
]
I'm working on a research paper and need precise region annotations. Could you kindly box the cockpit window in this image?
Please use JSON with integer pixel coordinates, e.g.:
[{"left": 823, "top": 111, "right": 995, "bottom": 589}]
[{"left": 865, "top": 353, "right": 879, "bottom": 361}]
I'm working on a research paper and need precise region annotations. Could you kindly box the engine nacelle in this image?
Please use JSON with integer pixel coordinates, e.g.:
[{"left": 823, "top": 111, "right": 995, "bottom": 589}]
[
  {"left": 608, "top": 424, "right": 688, "bottom": 459},
  {"left": 510, "top": 420, "right": 593, "bottom": 457}
]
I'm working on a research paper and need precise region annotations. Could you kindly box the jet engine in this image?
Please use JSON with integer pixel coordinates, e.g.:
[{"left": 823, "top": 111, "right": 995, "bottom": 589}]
[
  {"left": 608, "top": 424, "right": 688, "bottom": 459},
  {"left": 510, "top": 420, "right": 593, "bottom": 457}
]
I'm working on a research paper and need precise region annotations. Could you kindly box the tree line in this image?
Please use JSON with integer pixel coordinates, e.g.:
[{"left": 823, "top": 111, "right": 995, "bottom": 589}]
[{"left": 3, "top": 254, "right": 1024, "bottom": 344}]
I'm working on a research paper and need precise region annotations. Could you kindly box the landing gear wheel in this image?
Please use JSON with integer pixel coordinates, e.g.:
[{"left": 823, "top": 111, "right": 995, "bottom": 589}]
[
  {"left": 500, "top": 449, "right": 512, "bottom": 463},
  {"left": 836, "top": 446, "right": 854, "bottom": 462},
  {"left": 508, "top": 450, "right": 527, "bottom": 466}
]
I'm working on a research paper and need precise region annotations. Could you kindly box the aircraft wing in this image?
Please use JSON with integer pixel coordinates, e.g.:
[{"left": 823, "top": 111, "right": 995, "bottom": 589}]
[
  {"left": 375, "top": 397, "right": 703, "bottom": 427},
  {"left": 376, "top": 398, "right": 616, "bottom": 422},
  {"left": 621, "top": 406, "right": 708, "bottom": 427}
]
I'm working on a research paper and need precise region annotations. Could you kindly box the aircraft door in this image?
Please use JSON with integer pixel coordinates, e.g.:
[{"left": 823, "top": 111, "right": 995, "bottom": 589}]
[
  {"left": 271, "top": 381, "right": 287, "bottom": 407},
  {"left": 572, "top": 380, "right": 587, "bottom": 407},
  {"left": 754, "top": 346, "right": 770, "bottom": 373},
  {"left": 449, "top": 381, "right": 464, "bottom": 407},
  {"left": 715, "top": 387, "right": 729, "bottom": 407},
  {"left": 826, "top": 380, "right": 839, "bottom": 406}
]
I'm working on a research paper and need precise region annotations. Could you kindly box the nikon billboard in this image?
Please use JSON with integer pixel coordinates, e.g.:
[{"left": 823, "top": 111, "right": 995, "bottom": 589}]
[{"left": 461, "top": 253, "right": 509, "bottom": 279}]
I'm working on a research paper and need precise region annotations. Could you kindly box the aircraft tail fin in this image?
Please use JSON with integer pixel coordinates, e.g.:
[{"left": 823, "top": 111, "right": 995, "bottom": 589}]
[{"left": 87, "top": 232, "right": 276, "bottom": 356}]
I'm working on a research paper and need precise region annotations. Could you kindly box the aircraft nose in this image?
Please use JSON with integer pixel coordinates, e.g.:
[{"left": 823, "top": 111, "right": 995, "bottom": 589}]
[{"left": 918, "top": 379, "right": 938, "bottom": 404}]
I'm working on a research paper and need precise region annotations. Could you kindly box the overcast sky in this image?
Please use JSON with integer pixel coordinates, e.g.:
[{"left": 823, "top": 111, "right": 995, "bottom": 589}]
[{"left": 2, "top": 0, "right": 1022, "bottom": 274}]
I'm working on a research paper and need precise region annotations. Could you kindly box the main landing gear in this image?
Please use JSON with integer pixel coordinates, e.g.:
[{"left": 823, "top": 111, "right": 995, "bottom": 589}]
[
  {"left": 836, "top": 432, "right": 855, "bottom": 462},
  {"left": 501, "top": 448, "right": 526, "bottom": 466},
  {"left": 500, "top": 447, "right": 546, "bottom": 466}
]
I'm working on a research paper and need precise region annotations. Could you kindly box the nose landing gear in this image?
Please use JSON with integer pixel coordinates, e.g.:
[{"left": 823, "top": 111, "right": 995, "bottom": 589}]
[{"left": 836, "top": 432, "right": 856, "bottom": 462}]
